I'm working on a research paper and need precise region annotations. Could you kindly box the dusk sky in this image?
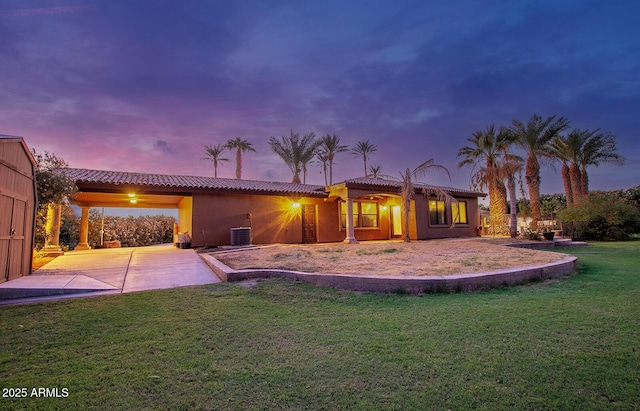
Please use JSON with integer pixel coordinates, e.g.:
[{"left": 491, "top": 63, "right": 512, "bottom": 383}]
[{"left": 2, "top": 0, "right": 639, "bottom": 199}]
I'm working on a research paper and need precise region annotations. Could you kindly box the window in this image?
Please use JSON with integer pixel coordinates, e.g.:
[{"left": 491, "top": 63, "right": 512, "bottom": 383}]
[
  {"left": 452, "top": 201, "right": 468, "bottom": 224},
  {"left": 341, "top": 201, "right": 379, "bottom": 228},
  {"left": 429, "top": 200, "right": 446, "bottom": 225},
  {"left": 360, "top": 202, "right": 378, "bottom": 227}
]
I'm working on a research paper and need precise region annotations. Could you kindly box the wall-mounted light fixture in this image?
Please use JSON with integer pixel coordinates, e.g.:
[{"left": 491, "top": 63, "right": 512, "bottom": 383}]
[{"left": 292, "top": 202, "right": 301, "bottom": 209}]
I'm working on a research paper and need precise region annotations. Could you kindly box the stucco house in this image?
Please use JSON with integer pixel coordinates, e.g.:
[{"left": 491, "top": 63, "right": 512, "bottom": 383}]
[{"left": 60, "top": 168, "right": 484, "bottom": 248}]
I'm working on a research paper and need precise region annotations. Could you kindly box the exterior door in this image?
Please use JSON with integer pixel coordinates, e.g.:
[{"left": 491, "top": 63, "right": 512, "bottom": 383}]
[
  {"left": 391, "top": 205, "right": 402, "bottom": 237},
  {"left": 1, "top": 194, "right": 26, "bottom": 282},
  {"left": 302, "top": 204, "right": 317, "bottom": 244}
]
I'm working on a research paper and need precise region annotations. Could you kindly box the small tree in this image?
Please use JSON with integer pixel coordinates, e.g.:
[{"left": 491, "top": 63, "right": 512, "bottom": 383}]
[
  {"left": 299, "top": 133, "right": 319, "bottom": 184},
  {"left": 201, "top": 144, "right": 228, "bottom": 178},
  {"left": 320, "top": 134, "right": 349, "bottom": 185},
  {"left": 369, "top": 165, "right": 383, "bottom": 178},
  {"left": 396, "top": 159, "right": 452, "bottom": 242},
  {"left": 31, "top": 149, "right": 77, "bottom": 209},
  {"left": 268, "top": 130, "right": 319, "bottom": 183},
  {"left": 352, "top": 140, "right": 377, "bottom": 177},
  {"left": 315, "top": 150, "right": 330, "bottom": 186},
  {"left": 31, "top": 149, "right": 77, "bottom": 248}
]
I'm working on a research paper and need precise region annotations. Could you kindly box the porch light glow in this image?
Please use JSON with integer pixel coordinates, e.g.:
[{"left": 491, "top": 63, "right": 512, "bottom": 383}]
[
  {"left": 127, "top": 193, "right": 136, "bottom": 198},
  {"left": 130, "top": 199, "right": 137, "bottom": 204},
  {"left": 292, "top": 202, "right": 301, "bottom": 208},
  {"left": 381, "top": 205, "right": 388, "bottom": 211}
]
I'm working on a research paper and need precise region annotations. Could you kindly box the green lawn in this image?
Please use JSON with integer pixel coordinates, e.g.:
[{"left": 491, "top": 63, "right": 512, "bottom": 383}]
[{"left": 1, "top": 242, "right": 639, "bottom": 410}]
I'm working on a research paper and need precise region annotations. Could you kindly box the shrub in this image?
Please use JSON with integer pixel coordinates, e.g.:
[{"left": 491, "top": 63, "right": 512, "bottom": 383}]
[
  {"left": 88, "top": 213, "right": 175, "bottom": 247},
  {"left": 521, "top": 229, "right": 542, "bottom": 241},
  {"left": 558, "top": 193, "right": 640, "bottom": 240}
]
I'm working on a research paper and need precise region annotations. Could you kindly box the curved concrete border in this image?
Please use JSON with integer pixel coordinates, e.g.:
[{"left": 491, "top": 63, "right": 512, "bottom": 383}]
[{"left": 199, "top": 253, "right": 578, "bottom": 294}]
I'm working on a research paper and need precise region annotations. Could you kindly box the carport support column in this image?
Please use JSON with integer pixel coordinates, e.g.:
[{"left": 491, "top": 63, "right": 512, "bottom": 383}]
[
  {"left": 75, "top": 206, "right": 91, "bottom": 250},
  {"left": 42, "top": 203, "right": 64, "bottom": 256},
  {"left": 343, "top": 198, "right": 359, "bottom": 244}
]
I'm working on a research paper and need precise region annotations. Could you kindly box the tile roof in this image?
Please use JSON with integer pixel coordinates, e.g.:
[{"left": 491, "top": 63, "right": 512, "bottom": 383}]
[
  {"left": 60, "top": 168, "right": 328, "bottom": 196},
  {"left": 340, "top": 177, "right": 485, "bottom": 197},
  {"left": 59, "top": 168, "right": 484, "bottom": 198}
]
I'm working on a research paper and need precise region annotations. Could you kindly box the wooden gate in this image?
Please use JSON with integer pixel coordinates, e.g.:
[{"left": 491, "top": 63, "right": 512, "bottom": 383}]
[
  {"left": 1, "top": 194, "right": 28, "bottom": 281},
  {"left": 0, "top": 137, "right": 36, "bottom": 283}
]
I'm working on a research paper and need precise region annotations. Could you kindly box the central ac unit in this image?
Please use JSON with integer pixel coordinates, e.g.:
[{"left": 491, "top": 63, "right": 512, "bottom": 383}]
[{"left": 230, "top": 227, "right": 251, "bottom": 246}]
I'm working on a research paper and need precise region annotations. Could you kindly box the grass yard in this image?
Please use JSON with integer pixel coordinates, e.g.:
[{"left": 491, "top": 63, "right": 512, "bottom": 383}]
[{"left": 1, "top": 242, "right": 639, "bottom": 410}]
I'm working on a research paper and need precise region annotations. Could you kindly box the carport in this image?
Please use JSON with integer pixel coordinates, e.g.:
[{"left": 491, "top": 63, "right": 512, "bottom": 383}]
[{"left": 60, "top": 169, "right": 194, "bottom": 250}]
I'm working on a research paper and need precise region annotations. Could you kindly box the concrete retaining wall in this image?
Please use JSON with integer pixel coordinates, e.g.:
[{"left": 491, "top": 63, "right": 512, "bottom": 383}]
[{"left": 200, "top": 253, "right": 577, "bottom": 294}]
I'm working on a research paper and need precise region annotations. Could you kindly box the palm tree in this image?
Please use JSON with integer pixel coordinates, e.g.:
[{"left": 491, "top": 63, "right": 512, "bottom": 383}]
[
  {"left": 225, "top": 137, "right": 256, "bottom": 180},
  {"left": 201, "top": 144, "right": 228, "bottom": 178},
  {"left": 352, "top": 140, "right": 377, "bottom": 177},
  {"left": 369, "top": 165, "right": 383, "bottom": 178},
  {"left": 457, "top": 125, "right": 510, "bottom": 235},
  {"left": 397, "top": 159, "right": 451, "bottom": 242},
  {"left": 549, "top": 131, "right": 585, "bottom": 207},
  {"left": 299, "top": 133, "right": 320, "bottom": 184},
  {"left": 316, "top": 149, "right": 330, "bottom": 186},
  {"left": 578, "top": 130, "right": 625, "bottom": 196},
  {"left": 498, "top": 147, "right": 523, "bottom": 238},
  {"left": 320, "top": 134, "right": 349, "bottom": 185},
  {"left": 550, "top": 129, "right": 624, "bottom": 204},
  {"left": 268, "top": 130, "right": 319, "bottom": 184},
  {"left": 510, "top": 114, "right": 570, "bottom": 227}
]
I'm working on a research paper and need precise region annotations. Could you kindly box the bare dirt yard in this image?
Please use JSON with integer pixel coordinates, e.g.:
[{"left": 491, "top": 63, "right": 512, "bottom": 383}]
[{"left": 212, "top": 237, "right": 567, "bottom": 277}]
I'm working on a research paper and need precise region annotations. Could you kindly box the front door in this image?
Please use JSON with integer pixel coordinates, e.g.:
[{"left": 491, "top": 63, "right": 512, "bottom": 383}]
[
  {"left": 302, "top": 204, "right": 317, "bottom": 243},
  {"left": 391, "top": 205, "right": 402, "bottom": 237}
]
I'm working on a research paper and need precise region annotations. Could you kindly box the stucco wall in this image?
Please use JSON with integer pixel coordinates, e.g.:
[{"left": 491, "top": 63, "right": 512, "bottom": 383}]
[
  {"left": 192, "top": 193, "right": 333, "bottom": 247},
  {"left": 316, "top": 200, "right": 344, "bottom": 243},
  {"left": 177, "top": 197, "right": 192, "bottom": 238},
  {"left": 190, "top": 191, "right": 481, "bottom": 247},
  {"left": 418, "top": 195, "right": 480, "bottom": 239}
]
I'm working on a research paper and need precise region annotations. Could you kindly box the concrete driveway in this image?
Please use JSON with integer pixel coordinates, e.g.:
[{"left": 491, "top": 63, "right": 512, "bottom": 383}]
[{"left": 0, "top": 244, "right": 221, "bottom": 304}]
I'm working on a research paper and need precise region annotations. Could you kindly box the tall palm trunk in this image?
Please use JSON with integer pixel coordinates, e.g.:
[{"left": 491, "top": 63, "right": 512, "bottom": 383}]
[
  {"left": 322, "top": 160, "right": 328, "bottom": 186},
  {"left": 569, "top": 162, "right": 583, "bottom": 201},
  {"left": 292, "top": 168, "right": 301, "bottom": 184},
  {"left": 495, "top": 179, "right": 508, "bottom": 214},
  {"left": 363, "top": 156, "right": 368, "bottom": 177},
  {"left": 235, "top": 149, "right": 242, "bottom": 180},
  {"left": 561, "top": 164, "right": 573, "bottom": 207},
  {"left": 490, "top": 182, "right": 507, "bottom": 235},
  {"left": 488, "top": 157, "right": 508, "bottom": 234},
  {"left": 506, "top": 174, "right": 518, "bottom": 238},
  {"left": 580, "top": 167, "right": 589, "bottom": 197},
  {"left": 525, "top": 156, "right": 542, "bottom": 228},
  {"left": 401, "top": 169, "right": 412, "bottom": 242},
  {"left": 328, "top": 154, "right": 334, "bottom": 185}
]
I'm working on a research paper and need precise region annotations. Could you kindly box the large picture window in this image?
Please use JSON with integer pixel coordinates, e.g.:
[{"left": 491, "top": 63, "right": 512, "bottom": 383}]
[
  {"left": 341, "top": 201, "right": 379, "bottom": 228},
  {"left": 452, "top": 201, "right": 468, "bottom": 224},
  {"left": 429, "top": 200, "right": 446, "bottom": 225}
]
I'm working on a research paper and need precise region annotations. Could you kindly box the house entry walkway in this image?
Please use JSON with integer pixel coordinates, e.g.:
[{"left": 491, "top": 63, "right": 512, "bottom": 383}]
[{"left": 0, "top": 244, "right": 221, "bottom": 304}]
